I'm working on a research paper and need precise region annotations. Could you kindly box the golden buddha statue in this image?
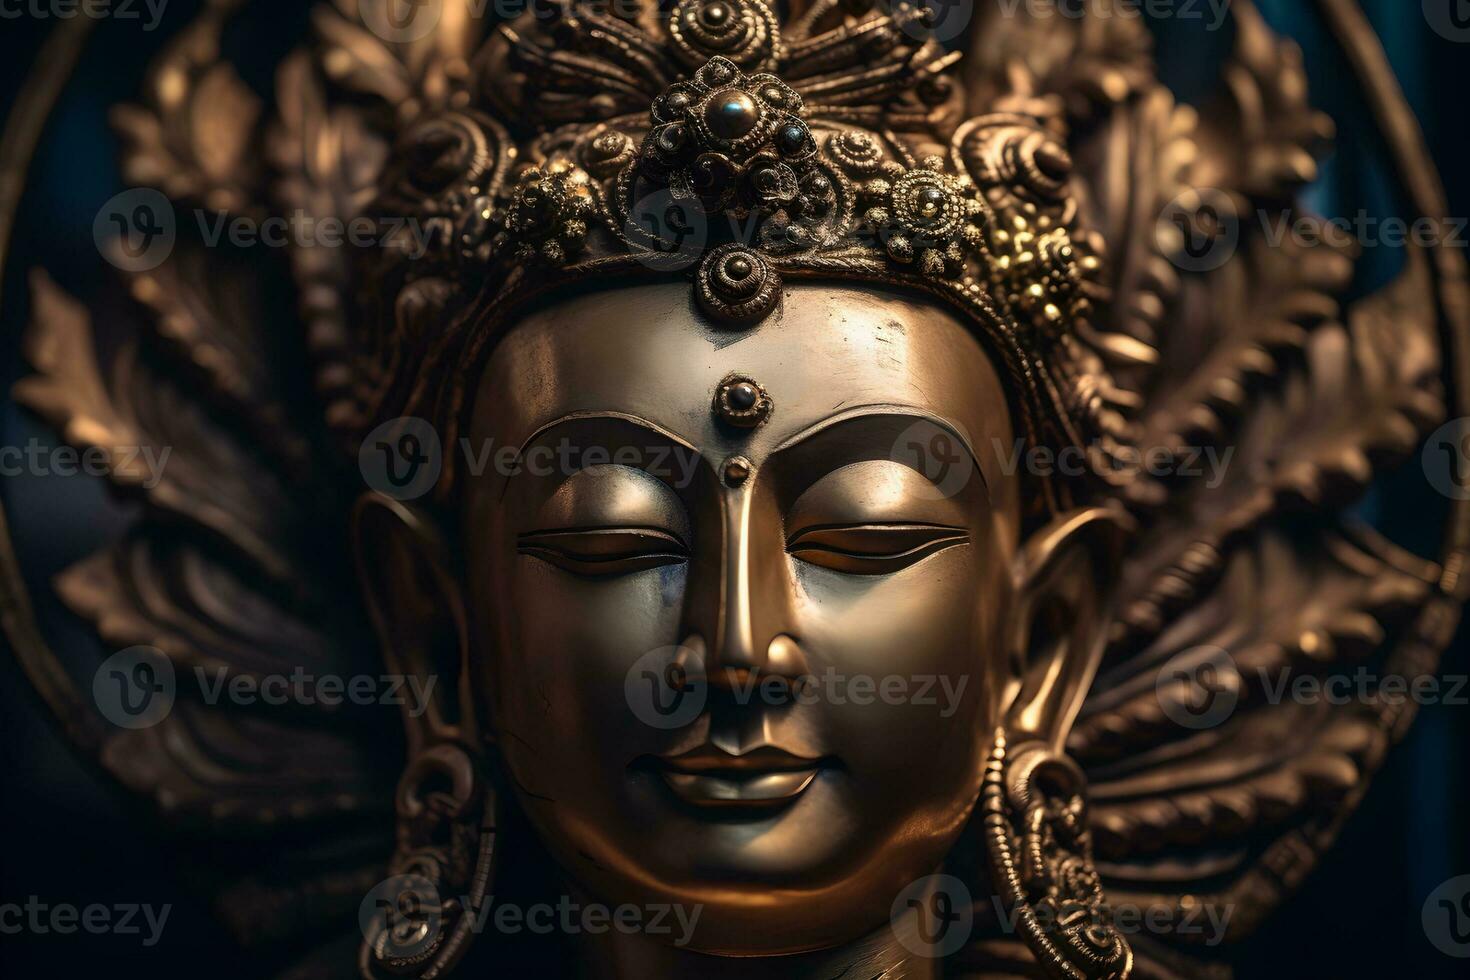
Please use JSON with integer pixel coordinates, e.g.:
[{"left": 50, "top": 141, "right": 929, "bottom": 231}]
[{"left": 4, "top": 1, "right": 1467, "bottom": 977}]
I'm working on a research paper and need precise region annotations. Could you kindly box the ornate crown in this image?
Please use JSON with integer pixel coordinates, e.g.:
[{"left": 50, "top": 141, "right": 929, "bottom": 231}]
[
  {"left": 311, "top": 0, "right": 1144, "bottom": 514},
  {"left": 13, "top": 2, "right": 1468, "bottom": 975}
]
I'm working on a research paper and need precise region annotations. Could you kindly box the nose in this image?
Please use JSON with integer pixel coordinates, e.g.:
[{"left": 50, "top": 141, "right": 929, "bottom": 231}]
[{"left": 682, "top": 463, "right": 808, "bottom": 692}]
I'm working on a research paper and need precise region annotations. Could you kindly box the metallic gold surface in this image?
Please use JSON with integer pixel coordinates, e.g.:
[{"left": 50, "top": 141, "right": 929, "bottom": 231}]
[{"left": 2, "top": 1, "right": 1467, "bottom": 978}]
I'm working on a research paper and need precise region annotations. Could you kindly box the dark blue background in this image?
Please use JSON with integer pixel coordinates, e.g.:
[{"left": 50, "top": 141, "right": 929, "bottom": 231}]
[{"left": 0, "top": 1, "right": 1466, "bottom": 976}]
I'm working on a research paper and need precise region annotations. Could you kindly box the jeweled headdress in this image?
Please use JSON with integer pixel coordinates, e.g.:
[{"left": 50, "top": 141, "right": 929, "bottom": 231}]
[
  {"left": 8, "top": 0, "right": 1470, "bottom": 977},
  {"left": 279, "top": 0, "right": 1142, "bottom": 516}
]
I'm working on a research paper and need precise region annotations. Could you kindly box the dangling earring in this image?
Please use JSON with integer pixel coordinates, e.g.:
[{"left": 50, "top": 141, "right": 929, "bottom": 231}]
[
  {"left": 361, "top": 742, "right": 499, "bottom": 979},
  {"left": 982, "top": 729, "right": 1132, "bottom": 980}
]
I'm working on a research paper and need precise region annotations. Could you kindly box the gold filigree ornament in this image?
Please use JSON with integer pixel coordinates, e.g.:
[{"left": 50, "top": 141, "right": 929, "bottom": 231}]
[{"left": 4, "top": 2, "right": 1469, "bottom": 978}]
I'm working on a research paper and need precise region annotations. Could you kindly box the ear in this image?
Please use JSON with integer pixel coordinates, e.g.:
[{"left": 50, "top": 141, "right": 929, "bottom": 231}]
[
  {"left": 352, "top": 491, "right": 472, "bottom": 755},
  {"left": 1001, "top": 505, "right": 1133, "bottom": 751}
]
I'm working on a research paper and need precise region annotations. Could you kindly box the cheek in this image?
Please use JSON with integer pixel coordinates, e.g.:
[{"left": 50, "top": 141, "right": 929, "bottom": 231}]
[
  {"left": 474, "top": 552, "right": 687, "bottom": 793},
  {"left": 792, "top": 544, "right": 1005, "bottom": 801}
]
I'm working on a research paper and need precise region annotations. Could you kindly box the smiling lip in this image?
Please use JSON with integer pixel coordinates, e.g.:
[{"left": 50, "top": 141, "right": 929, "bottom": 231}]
[{"left": 647, "top": 745, "right": 827, "bottom": 809}]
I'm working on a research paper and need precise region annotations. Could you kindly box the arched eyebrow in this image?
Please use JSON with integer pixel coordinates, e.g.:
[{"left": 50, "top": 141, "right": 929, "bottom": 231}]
[
  {"left": 495, "top": 411, "right": 703, "bottom": 500},
  {"left": 768, "top": 403, "right": 989, "bottom": 493}
]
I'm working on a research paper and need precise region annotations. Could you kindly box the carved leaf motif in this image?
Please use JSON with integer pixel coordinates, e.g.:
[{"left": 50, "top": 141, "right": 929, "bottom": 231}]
[
  {"left": 14, "top": 279, "right": 392, "bottom": 951},
  {"left": 270, "top": 51, "right": 391, "bottom": 435},
  {"left": 7, "top": 2, "right": 1462, "bottom": 972},
  {"left": 310, "top": 5, "right": 415, "bottom": 106},
  {"left": 112, "top": 0, "right": 263, "bottom": 214},
  {"left": 961, "top": 0, "right": 1155, "bottom": 121},
  {"left": 1113, "top": 242, "right": 1443, "bottom": 644},
  {"left": 1075, "top": 522, "right": 1440, "bottom": 941},
  {"left": 1001, "top": 0, "right": 1456, "bottom": 953},
  {"left": 1190, "top": 3, "right": 1334, "bottom": 203},
  {"left": 1069, "top": 87, "right": 1194, "bottom": 361},
  {"left": 16, "top": 274, "right": 322, "bottom": 592},
  {"left": 126, "top": 242, "right": 315, "bottom": 474}
]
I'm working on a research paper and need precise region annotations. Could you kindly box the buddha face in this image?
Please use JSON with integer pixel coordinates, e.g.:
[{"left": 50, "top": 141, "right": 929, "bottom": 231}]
[{"left": 460, "top": 282, "right": 1029, "bottom": 955}]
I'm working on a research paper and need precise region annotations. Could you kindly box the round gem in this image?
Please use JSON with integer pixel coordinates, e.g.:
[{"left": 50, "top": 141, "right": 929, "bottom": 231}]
[
  {"left": 723, "top": 457, "right": 751, "bottom": 486},
  {"left": 916, "top": 186, "right": 946, "bottom": 221},
  {"left": 657, "top": 123, "right": 687, "bottom": 154},
  {"left": 691, "top": 153, "right": 733, "bottom": 193},
  {"left": 725, "top": 255, "right": 753, "bottom": 280},
  {"left": 776, "top": 123, "right": 808, "bottom": 156},
  {"left": 727, "top": 382, "right": 759, "bottom": 411},
  {"left": 701, "top": 1, "right": 731, "bottom": 27},
  {"left": 704, "top": 88, "right": 760, "bottom": 141}
]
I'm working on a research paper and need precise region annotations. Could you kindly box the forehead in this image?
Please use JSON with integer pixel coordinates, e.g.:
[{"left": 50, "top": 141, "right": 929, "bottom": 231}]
[{"left": 470, "top": 281, "right": 1016, "bottom": 491}]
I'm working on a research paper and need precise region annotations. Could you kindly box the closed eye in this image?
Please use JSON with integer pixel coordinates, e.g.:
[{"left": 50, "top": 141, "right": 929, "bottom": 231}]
[
  {"left": 786, "top": 523, "right": 969, "bottom": 575},
  {"left": 517, "top": 527, "right": 689, "bottom": 576}
]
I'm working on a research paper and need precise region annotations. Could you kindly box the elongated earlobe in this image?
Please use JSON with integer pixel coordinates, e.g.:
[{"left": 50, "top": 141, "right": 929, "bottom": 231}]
[
  {"left": 1003, "top": 505, "right": 1132, "bottom": 750},
  {"left": 352, "top": 492, "right": 473, "bottom": 754},
  {"left": 987, "top": 504, "right": 1135, "bottom": 980},
  {"left": 353, "top": 493, "right": 501, "bottom": 978}
]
